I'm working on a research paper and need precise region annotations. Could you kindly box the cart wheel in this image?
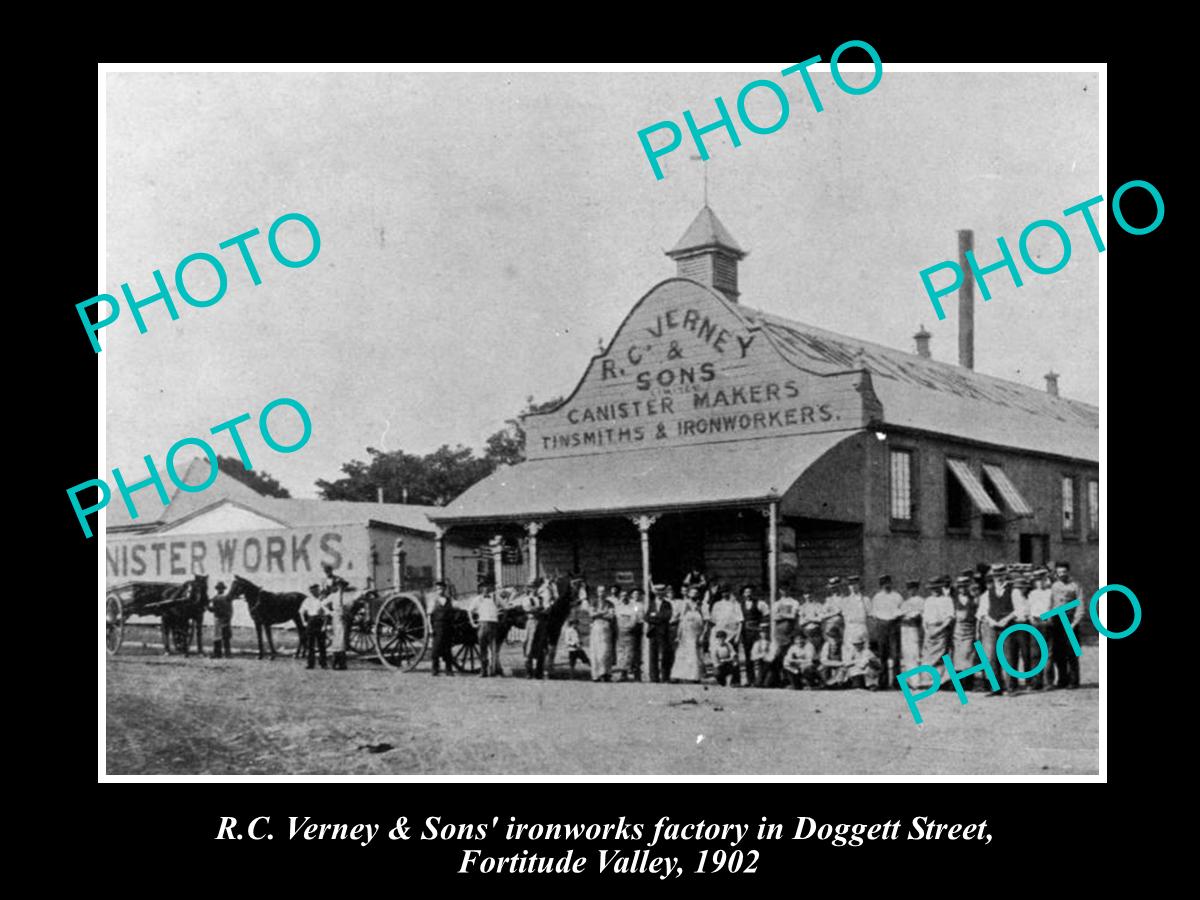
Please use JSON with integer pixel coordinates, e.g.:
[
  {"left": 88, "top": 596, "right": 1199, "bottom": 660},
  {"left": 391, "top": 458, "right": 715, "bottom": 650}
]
[
  {"left": 348, "top": 599, "right": 375, "bottom": 655},
  {"left": 453, "top": 641, "right": 479, "bottom": 673},
  {"left": 106, "top": 594, "right": 124, "bottom": 656},
  {"left": 374, "top": 594, "right": 429, "bottom": 671}
]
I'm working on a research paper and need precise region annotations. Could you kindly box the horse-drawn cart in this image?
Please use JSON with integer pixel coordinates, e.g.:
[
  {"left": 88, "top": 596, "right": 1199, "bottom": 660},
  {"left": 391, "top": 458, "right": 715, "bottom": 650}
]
[
  {"left": 106, "top": 576, "right": 209, "bottom": 656},
  {"left": 362, "top": 588, "right": 525, "bottom": 674}
]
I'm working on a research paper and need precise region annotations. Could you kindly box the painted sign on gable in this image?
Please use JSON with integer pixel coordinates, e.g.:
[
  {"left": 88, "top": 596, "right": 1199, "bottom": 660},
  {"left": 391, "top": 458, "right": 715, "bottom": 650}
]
[
  {"left": 106, "top": 525, "right": 367, "bottom": 586},
  {"left": 524, "top": 279, "right": 871, "bottom": 460}
]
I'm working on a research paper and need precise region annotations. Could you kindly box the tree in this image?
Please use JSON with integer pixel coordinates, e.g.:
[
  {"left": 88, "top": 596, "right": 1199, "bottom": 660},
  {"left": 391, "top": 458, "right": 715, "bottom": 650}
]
[
  {"left": 315, "top": 396, "right": 562, "bottom": 505},
  {"left": 217, "top": 455, "right": 291, "bottom": 498},
  {"left": 483, "top": 395, "right": 564, "bottom": 467}
]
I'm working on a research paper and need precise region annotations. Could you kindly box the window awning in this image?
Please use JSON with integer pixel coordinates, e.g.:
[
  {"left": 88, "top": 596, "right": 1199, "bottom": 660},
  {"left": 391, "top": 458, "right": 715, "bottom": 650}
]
[
  {"left": 431, "top": 430, "right": 862, "bottom": 524},
  {"left": 946, "top": 459, "right": 1001, "bottom": 515},
  {"left": 982, "top": 464, "right": 1033, "bottom": 516}
]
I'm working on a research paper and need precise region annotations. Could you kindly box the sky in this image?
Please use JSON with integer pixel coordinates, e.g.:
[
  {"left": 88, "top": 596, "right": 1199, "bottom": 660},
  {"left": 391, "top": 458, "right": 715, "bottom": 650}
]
[{"left": 104, "top": 69, "right": 1100, "bottom": 499}]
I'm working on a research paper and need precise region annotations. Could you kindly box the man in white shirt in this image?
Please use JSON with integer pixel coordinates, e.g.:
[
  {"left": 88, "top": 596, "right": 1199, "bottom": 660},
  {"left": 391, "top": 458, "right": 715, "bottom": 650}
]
[
  {"left": 838, "top": 575, "right": 870, "bottom": 648},
  {"left": 300, "top": 583, "right": 328, "bottom": 670},
  {"left": 469, "top": 588, "right": 501, "bottom": 677},
  {"left": 1050, "top": 562, "right": 1083, "bottom": 689},
  {"left": 1008, "top": 572, "right": 1033, "bottom": 690},
  {"left": 1026, "top": 568, "right": 1055, "bottom": 690},
  {"left": 707, "top": 587, "right": 744, "bottom": 658},
  {"left": 869, "top": 575, "right": 905, "bottom": 690}
]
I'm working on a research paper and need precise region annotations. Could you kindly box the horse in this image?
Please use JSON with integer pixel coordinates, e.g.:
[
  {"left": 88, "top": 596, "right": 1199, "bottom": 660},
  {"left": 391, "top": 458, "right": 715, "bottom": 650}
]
[
  {"left": 515, "top": 581, "right": 575, "bottom": 677},
  {"left": 128, "top": 576, "right": 209, "bottom": 656},
  {"left": 227, "top": 575, "right": 306, "bottom": 660}
]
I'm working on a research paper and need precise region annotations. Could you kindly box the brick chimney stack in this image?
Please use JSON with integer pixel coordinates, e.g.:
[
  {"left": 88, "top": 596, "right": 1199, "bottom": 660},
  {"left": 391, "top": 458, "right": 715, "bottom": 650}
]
[
  {"left": 914, "top": 325, "right": 932, "bottom": 359},
  {"left": 958, "top": 229, "right": 975, "bottom": 370},
  {"left": 1045, "top": 371, "right": 1060, "bottom": 397}
]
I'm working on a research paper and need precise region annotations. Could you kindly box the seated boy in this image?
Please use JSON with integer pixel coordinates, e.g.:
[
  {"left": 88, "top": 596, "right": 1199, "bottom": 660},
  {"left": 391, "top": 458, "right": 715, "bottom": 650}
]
[
  {"left": 712, "top": 630, "right": 740, "bottom": 686},
  {"left": 844, "top": 635, "right": 881, "bottom": 690},
  {"left": 782, "top": 634, "right": 819, "bottom": 689},
  {"left": 820, "top": 636, "right": 847, "bottom": 688},
  {"left": 750, "top": 629, "right": 773, "bottom": 687}
]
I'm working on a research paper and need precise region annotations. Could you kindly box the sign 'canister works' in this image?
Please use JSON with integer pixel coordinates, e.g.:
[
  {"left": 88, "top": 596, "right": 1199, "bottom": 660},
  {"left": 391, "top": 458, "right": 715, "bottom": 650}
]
[{"left": 431, "top": 206, "right": 1099, "bottom": 627}]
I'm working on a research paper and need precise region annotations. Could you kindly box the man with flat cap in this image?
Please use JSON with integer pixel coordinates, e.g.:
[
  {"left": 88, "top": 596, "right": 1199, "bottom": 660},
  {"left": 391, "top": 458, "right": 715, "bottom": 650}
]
[
  {"left": 981, "top": 564, "right": 1017, "bottom": 694},
  {"left": 870, "top": 575, "right": 904, "bottom": 689},
  {"left": 208, "top": 580, "right": 233, "bottom": 659},
  {"left": 429, "top": 581, "right": 456, "bottom": 676}
]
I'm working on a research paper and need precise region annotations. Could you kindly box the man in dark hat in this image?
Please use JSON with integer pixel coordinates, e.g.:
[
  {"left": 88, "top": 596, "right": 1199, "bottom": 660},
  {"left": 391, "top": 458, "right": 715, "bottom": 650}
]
[
  {"left": 644, "top": 583, "right": 674, "bottom": 683},
  {"left": 429, "top": 581, "right": 456, "bottom": 676},
  {"left": 870, "top": 575, "right": 904, "bottom": 689},
  {"left": 951, "top": 573, "right": 982, "bottom": 691},
  {"left": 738, "top": 584, "right": 770, "bottom": 678},
  {"left": 208, "top": 580, "right": 233, "bottom": 659},
  {"left": 980, "top": 564, "right": 1016, "bottom": 694}
]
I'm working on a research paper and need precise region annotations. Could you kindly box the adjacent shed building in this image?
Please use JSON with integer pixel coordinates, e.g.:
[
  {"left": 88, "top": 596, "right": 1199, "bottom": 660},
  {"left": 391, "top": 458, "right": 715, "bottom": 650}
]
[{"left": 105, "top": 460, "right": 479, "bottom": 625}]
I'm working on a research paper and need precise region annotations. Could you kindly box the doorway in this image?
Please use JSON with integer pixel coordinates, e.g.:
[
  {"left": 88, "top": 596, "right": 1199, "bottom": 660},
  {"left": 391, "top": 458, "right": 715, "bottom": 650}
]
[
  {"left": 649, "top": 513, "right": 705, "bottom": 588},
  {"left": 1019, "top": 533, "right": 1050, "bottom": 567}
]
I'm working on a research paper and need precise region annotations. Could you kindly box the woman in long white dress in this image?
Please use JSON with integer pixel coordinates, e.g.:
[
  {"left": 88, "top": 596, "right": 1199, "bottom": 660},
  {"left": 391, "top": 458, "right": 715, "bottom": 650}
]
[
  {"left": 898, "top": 580, "right": 924, "bottom": 688},
  {"left": 670, "top": 595, "right": 705, "bottom": 683},
  {"left": 613, "top": 589, "right": 642, "bottom": 681},
  {"left": 587, "top": 588, "right": 615, "bottom": 682}
]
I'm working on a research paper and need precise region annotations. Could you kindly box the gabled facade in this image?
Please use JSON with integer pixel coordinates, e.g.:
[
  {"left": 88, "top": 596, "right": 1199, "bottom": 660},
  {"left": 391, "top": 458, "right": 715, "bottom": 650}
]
[{"left": 430, "top": 207, "right": 1100, "bottom": 602}]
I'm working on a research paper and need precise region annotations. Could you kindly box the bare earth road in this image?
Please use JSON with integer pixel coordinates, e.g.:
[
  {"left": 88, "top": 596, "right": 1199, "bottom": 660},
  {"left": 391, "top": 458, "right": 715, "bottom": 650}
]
[{"left": 105, "top": 640, "right": 1099, "bottom": 776}]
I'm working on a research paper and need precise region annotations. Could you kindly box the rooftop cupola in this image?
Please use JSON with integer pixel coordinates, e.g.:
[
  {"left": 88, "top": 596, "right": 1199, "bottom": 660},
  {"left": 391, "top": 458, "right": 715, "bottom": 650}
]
[{"left": 666, "top": 206, "right": 746, "bottom": 303}]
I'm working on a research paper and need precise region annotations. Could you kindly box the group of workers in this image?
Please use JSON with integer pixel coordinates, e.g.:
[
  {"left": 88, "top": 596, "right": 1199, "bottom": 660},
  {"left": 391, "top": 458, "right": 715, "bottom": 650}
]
[
  {"left": 450, "top": 561, "right": 1085, "bottom": 692},
  {"left": 200, "top": 557, "right": 1086, "bottom": 693}
]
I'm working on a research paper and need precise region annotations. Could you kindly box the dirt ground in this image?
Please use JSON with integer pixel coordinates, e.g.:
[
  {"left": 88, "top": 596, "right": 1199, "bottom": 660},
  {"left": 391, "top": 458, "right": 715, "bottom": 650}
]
[{"left": 105, "top": 628, "right": 1099, "bottom": 776}]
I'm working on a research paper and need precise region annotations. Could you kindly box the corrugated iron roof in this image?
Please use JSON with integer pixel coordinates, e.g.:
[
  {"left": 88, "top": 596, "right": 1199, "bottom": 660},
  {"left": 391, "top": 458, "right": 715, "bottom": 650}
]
[
  {"left": 432, "top": 431, "right": 859, "bottom": 523},
  {"left": 740, "top": 306, "right": 1098, "bottom": 463},
  {"left": 105, "top": 458, "right": 272, "bottom": 531},
  {"left": 105, "top": 457, "right": 441, "bottom": 535}
]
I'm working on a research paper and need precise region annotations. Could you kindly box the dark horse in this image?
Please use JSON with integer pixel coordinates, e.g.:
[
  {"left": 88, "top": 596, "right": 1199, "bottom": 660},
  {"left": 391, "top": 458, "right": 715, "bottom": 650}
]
[
  {"left": 227, "top": 575, "right": 305, "bottom": 660},
  {"left": 131, "top": 575, "right": 209, "bottom": 656}
]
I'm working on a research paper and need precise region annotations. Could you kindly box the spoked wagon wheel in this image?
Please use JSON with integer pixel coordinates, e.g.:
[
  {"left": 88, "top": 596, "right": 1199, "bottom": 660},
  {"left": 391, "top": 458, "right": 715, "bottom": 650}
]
[
  {"left": 106, "top": 594, "right": 124, "bottom": 655},
  {"left": 374, "top": 594, "right": 430, "bottom": 671},
  {"left": 453, "top": 641, "right": 479, "bottom": 673},
  {"left": 347, "top": 598, "right": 375, "bottom": 655}
]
